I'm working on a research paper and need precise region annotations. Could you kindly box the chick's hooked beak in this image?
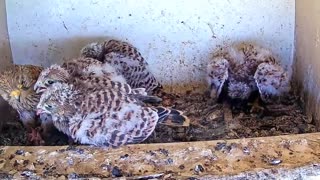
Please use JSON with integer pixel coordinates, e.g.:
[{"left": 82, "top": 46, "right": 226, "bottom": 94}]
[{"left": 34, "top": 82, "right": 46, "bottom": 94}]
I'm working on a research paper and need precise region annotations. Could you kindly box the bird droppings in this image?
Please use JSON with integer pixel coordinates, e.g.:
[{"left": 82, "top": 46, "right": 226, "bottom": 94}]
[
  {"left": 194, "top": 164, "right": 205, "bottom": 174},
  {"left": 261, "top": 154, "right": 283, "bottom": 166},
  {"left": 166, "top": 158, "right": 174, "bottom": 165},
  {"left": 21, "top": 170, "right": 39, "bottom": 179},
  {"left": 147, "top": 150, "right": 156, "bottom": 156},
  {"left": 120, "top": 154, "right": 129, "bottom": 159},
  {"left": 43, "top": 164, "right": 57, "bottom": 177},
  {"left": 100, "top": 163, "right": 112, "bottom": 171},
  {"left": 158, "top": 148, "right": 169, "bottom": 156},
  {"left": 65, "top": 146, "right": 85, "bottom": 154},
  {"left": 215, "top": 142, "right": 228, "bottom": 151},
  {"left": 15, "top": 149, "right": 25, "bottom": 156},
  {"left": 243, "top": 147, "right": 250, "bottom": 155},
  {"left": 68, "top": 172, "right": 79, "bottom": 179},
  {"left": 111, "top": 166, "right": 123, "bottom": 177},
  {"left": 66, "top": 157, "right": 74, "bottom": 166},
  {"left": 269, "top": 159, "right": 282, "bottom": 166}
]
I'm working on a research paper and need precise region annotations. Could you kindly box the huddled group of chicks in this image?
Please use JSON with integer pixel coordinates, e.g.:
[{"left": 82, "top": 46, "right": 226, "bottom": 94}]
[
  {"left": 0, "top": 40, "right": 190, "bottom": 146},
  {"left": 0, "top": 39, "right": 290, "bottom": 147}
]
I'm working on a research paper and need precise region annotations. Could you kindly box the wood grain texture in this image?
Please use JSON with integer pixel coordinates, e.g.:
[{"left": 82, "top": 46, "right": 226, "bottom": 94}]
[{"left": 0, "top": 133, "right": 320, "bottom": 179}]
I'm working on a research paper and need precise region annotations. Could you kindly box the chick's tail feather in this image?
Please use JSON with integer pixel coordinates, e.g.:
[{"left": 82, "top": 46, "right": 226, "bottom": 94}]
[
  {"left": 154, "top": 107, "right": 190, "bottom": 127},
  {"left": 131, "top": 94, "right": 162, "bottom": 104}
]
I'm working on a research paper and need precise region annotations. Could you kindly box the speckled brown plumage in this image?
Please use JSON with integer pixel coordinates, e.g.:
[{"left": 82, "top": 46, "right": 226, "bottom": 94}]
[
  {"left": 34, "top": 58, "right": 126, "bottom": 93},
  {"left": 34, "top": 58, "right": 165, "bottom": 139},
  {"left": 207, "top": 42, "right": 290, "bottom": 103},
  {"left": 0, "top": 65, "right": 47, "bottom": 144},
  {"left": 0, "top": 65, "right": 42, "bottom": 127},
  {"left": 254, "top": 62, "right": 289, "bottom": 103},
  {"left": 80, "top": 39, "right": 162, "bottom": 94},
  {"left": 34, "top": 59, "right": 161, "bottom": 104},
  {"left": 37, "top": 82, "right": 189, "bottom": 147}
]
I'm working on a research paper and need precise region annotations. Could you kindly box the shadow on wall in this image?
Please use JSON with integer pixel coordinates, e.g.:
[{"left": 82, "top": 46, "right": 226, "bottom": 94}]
[
  {"left": 0, "top": 44, "right": 14, "bottom": 132},
  {"left": 0, "top": 42, "right": 13, "bottom": 71}
]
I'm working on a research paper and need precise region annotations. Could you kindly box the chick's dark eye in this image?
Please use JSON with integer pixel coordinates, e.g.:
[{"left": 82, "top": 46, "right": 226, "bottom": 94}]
[
  {"left": 47, "top": 80, "right": 54, "bottom": 85},
  {"left": 45, "top": 104, "right": 52, "bottom": 109}
]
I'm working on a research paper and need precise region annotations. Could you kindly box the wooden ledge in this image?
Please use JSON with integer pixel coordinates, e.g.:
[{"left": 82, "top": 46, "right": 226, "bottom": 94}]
[{"left": 1, "top": 133, "right": 320, "bottom": 179}]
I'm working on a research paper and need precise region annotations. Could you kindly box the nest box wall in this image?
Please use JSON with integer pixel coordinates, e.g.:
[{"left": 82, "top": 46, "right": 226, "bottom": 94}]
[
  {"left": 5, "top": 0, "right": 294, "bottom": 93},
  {"left": 295, "top": 0, "right": 320, "bottom": 128},
  {"left": 0, "top": 0, "right": 13, "bottom": 128},
  {"left": 0, "top": 0, "right": 12, "bottom": 71}
]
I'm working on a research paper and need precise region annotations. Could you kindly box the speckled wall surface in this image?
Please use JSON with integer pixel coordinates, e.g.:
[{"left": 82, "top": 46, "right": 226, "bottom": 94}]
[{"left": 6, "top": 0, "right": 295, "bottom": 93}]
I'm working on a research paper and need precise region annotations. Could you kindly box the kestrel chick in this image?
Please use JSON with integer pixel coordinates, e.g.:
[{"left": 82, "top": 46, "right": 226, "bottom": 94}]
[
  {"left": 34, "top": 57, "right": 126, "bottom": 94},
  {"left": 34, "top": 63, "right": 161, "bottom": 104},
  {"left": 206, "top": 57, "right": 229, "bottom": 100},
  {"left": 80, "top": 39, "right": 162, "bottom": 94},
  {"left": 254, "top": 62, "right": 290, "bottom": 103},
  {"left": 37, "top": 82, "right": 189, "bottom": 147},
  {"left": 0, "top": 64, "right": 46, "bottom": 144},
  {"left": 207, "top": 42, "right": 290, "bottom": 104}
]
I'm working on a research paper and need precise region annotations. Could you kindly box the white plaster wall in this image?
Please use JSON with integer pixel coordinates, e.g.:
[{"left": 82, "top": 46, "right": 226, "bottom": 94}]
[
  {"left": 295, "top": 0, "right": 320, "bottom": 126},
  {"left": 6, "top": 0, "right": 295, "bottom": 93}
]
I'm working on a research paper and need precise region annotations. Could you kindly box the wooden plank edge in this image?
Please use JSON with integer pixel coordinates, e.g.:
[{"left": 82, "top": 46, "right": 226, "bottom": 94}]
[{"left": 0, "top": 132, "right": 320, "bottom": 179}]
